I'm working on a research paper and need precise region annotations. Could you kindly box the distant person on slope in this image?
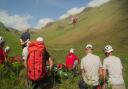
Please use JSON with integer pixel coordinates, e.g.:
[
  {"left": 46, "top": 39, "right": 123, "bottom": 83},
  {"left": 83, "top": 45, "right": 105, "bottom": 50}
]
[
  {"left": 79, "top": 44, "right": 102, "bottom": 89},
  {"left": 20, "top": 29, "right": 30, "bottom": 49},
  {"left": 69, "top": 15, "right": 77, "bottom": 27},
  {"left": 103, "top": 45, "right": 126, "bottom": 89},
  {"left": 0, "top": 36, "right": 6, "bottom": 64},
  {"left": 65, "top": 48, "right": 79, "bottom": 70}
]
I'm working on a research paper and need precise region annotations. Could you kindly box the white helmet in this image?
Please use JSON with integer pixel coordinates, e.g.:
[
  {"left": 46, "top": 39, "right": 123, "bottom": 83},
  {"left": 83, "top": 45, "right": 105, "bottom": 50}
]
[
  {"left": 5, "top": 46, "right": 10, "bottom": 52},
  {"left": 0, "top": 36, "right": 5, "bottom": 45},
  {"left": 36, "top": 37, "right": 44, "bottom": 42},
  {"left": 104, "top": 45, "right": 114, "bottom": 53},
  {"left": 70, "top": 48, "right": 74, "bottom": 53},
  {"left": 85, "top": 44, "right": 93, "bottom": 49}
]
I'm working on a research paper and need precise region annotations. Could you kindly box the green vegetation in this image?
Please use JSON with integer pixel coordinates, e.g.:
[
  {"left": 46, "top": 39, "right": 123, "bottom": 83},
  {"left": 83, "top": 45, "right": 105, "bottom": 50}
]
[
  {"left": 34, "top": 0, "right": 128, "bottom": 51},
  {"left": 0, "top": 62, "right": 25, "bottom": 89},
  {"left": 0, "top": 22, "right": 21, "bottom": 56},
  {"left": 0, "top": 0, "right": 128, "bottom": 88},
  {"left": 33, "top": 0, "right": 128, "bottom": 88}
]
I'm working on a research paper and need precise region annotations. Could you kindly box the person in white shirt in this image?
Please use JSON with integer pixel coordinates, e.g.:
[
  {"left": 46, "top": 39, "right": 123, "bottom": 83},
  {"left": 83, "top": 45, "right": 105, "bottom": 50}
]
[
  {"left": 79, "top": 44, "right": 102, "bottom": 89},
  {"left": 103, "top": 45, "right": 126, "bottom": 89},
  {"left": 22, "top": 46, "right": 28, "bottom": 67}
]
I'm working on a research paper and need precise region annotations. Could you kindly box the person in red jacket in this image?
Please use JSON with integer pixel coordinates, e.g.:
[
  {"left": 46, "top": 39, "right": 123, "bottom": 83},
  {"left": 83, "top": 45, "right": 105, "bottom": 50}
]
[
  {"left": 0, "top": 36, "right": 6, "bottom": 64},
  {"left": 66, "top": 48, "right": 79, "bottom": 70}
]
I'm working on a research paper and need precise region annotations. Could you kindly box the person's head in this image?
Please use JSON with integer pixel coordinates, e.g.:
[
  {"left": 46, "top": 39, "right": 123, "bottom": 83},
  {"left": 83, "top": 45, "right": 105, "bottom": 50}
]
[
  {"left": 69, "top": 48, "right": 74, "bottom": 53},
  {"left": 85, "top": 44, "right": 93, "bottom": 54},
  {"left": 0, "top": 36, "right": 6, "bottom": 48},
  {"left": 26, "top": 28, "right": 29, "bottom": 33},
  {"left": 104, "top": 45, "right": 113, "bottom": 57},
  {"left": 5, "top": 46, "right": 11, "bottom": 53},
  {"left": 36, "top": 37, "right": 44, "bottom": 43}
]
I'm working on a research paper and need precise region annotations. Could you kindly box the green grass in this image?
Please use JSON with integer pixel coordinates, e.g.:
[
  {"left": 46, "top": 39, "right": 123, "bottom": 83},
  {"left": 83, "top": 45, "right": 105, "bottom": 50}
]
[
  {"left": 0, "top": 25, "right": 21, "bottom": 56},
  {"left": 34, "top": 0, "right": 128, "bottom": 50},
  {"left": 0, "top": 48, "right": 128, "bottom": 89},
  {"left": 47, "top": 47, "right": 128, "bottom": 88},
  {"left": 0, "top": 0, "right": 128, "bottom": 88},
  {"left": 31, "top": 1, "right": 128, "bottom": 87}
]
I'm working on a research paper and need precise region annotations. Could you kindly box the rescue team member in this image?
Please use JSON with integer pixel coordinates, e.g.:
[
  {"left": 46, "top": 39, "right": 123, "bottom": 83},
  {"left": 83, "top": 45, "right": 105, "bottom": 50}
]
[
  {"left": 22, "top": 41, "right": 30, "bottom": 67},
  {"left": 0, "top": 36, "right": 6, "bottom": 64},
  {"left": 4, "top": 46, "right": 11, "bottom": 60},
  {"left": 79, "top": 44, "right": 102, "bottom": 89},
  {"left": 20, "top": 29, "right": 30, "bottom": 49},
  {"left": 20, "top": 29, "right": 30, "bottom": 67},
  {"left": 65, "top": 48, "right": 79, "bottom": 70},
  {"left": 24, "top": 37, "right": 53, "bottom": 89},
  {"left": 103, "top": 45, "right": 126, "bottom": 89}
]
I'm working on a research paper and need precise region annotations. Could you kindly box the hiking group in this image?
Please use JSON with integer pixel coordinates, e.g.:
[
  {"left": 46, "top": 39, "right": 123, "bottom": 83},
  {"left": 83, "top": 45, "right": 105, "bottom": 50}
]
[{"left": 0, "top": 29, "right": 126, "bottom": 89}]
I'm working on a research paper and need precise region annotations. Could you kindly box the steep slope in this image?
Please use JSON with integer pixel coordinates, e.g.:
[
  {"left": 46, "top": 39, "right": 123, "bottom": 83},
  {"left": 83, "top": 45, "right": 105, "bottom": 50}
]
[
  {"left": 34, "top": 0, "right": 128, "bottom": 50},
  {"left": 0, "top": 22, "right": 21, "bottom": 56}
]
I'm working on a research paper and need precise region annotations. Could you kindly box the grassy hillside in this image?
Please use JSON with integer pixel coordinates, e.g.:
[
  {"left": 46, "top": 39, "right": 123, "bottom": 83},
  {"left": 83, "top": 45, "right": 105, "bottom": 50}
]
[
  {"left": 0, "top": 0, "right": 128, "bottom": 88},
  {"left": 34, "top": 0, "right": 128, "bottom": 51},
  {"left": 33, "top": 0, "right": 128, "bottom": 88},
  {"left": 0, "top": 22, "right": 21, "bottom": 56}
]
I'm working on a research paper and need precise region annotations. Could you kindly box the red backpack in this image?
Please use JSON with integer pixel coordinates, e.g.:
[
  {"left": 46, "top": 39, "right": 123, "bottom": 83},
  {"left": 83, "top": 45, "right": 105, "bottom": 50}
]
[{"left": 27, "top": 41, "right": 46, "bottom": 81}]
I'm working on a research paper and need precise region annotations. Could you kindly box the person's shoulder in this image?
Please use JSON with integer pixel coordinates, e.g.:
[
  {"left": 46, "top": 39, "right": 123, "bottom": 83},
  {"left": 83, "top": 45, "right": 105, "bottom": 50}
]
[
  {"left": 104, "top": 56, "right": 120, "bottom": 62},
  {"left": 92, "top": 54, "right": 100, "bottom": 59},
  {"left": 72, "top": 53, "right": 77, "bottom": 57},
  {"left": 81, "top": 56, "right": 87, "bottom": 61},
  {"left": 113, "top": 55, "right": 120, "bottom": 58},
  {"left": 103, "top": 57, "right": 109, "bottom": 62},
  {"left": 112, "top": 56, "right": 120, "bottom": 61}
]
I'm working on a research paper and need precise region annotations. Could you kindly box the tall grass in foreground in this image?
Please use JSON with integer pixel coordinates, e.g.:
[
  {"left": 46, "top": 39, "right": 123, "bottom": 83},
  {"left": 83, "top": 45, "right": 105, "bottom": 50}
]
[
  {"left": 0, "top": 62, "right": 26, "bottom": 89},
  {"left": 0, "top": 51, "right": 127, "bottom": 89}
]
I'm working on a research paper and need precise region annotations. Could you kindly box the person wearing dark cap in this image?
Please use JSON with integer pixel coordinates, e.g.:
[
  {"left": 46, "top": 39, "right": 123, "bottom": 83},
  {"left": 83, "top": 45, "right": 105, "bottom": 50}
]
[{"left": 20, "top": 29, "right": 30, "bottom": 48}]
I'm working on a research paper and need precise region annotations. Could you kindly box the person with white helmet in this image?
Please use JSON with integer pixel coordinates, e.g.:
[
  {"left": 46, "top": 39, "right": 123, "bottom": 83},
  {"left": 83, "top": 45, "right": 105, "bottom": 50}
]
[
  {"left": 5, "top": 46, "right": 10, "bottom": 53},
  {"left": 65, "top": 48, "right": 79, "bottom": 70},
  {"left": 79, "top": 44, "right": 102, "bottom": 89},
  {"left": 35, "top": 37, "right": 53, "bottom": 70},
  {"left": 103, "top": 45, "right": 126, "bottom": 89},
  {"left": 36, "top": 37, "right": 44, "bottom": 42},
  {"left": 4, "top": 46, "right": 11, "bottom": 61},
  {"left": 23, "top": 37, "right": 53, "bottom": 89},
  {"left": 22, "top": 37, "right": 45, "bottom": 67},
  {"left": 0, "top": 36, "right": 6, "bottom": 64}
]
